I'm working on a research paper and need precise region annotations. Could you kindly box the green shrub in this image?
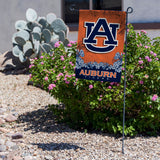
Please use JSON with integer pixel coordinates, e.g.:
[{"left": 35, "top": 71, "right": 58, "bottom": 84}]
[{"left": 29, "top": 24, "right": 160, "bottom": 136}]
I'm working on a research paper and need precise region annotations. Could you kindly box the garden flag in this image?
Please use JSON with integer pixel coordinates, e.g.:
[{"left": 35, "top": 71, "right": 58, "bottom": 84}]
[{"left": 76, "top": 10, "right": 126, "bottom": 82}]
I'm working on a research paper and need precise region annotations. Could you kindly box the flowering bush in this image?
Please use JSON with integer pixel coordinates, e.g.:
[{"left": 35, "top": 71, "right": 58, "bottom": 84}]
[{"left": 30, "top": 24, "right": 160, "bottom": 136}]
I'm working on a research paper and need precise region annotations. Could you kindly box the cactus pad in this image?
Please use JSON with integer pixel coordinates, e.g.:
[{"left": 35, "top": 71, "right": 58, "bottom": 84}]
[{"left": 12, "top": 8, "right": 69, "bottom": 63}]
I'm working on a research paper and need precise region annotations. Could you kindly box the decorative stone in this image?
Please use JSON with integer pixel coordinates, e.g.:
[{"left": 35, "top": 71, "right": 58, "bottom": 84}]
[
  {"left": 6, "top": 141, "right": 16, "bottom": 148},
  {"left": 0, "top": 118, "right": 5, "bottom": 125},
  {"left": 7, "top": 153, "right": 22, "bottom": 160},
  {"left": 11, "top": 145, "right": 19, "bottom": 151},
  {"left": 24, "top": 156, "right": 33, "bottom": 160},
  {"left": 0, "top": 108, "right": 6, "bottom": 114},
  {"left": 45, "top": 155, "right": 53, "bottom": 160},
  {"left": 4, "top": 114, "right": 17, "bottom": 122},
  {"left": 13, "top": 156, "right": 23, "bottom": 160},
  {"left": 0, "top": 139, "right": 5, "bottom": 145},
  {"left": 12, "top": 133, "right": 23, "bottom": 139},
  {"left": 0, "top": 127, "right": 10, "bottom": 133},
  {"left": 0, "top": 145, "right": 6, "bottom": 152},
  {"left": 5, "top": 132, "right": 13, "bottom": 137}
]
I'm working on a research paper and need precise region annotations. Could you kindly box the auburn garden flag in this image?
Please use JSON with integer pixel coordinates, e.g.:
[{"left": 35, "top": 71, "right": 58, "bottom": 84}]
[{"left": 75, "top": 10, "right": 126, "bottom": 82}]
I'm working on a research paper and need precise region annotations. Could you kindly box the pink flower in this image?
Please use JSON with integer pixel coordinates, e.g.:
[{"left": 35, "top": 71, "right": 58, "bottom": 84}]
[
  {"left": 34, "top": 57, "right": 37, "bottom": 60},
  {"left": 130, "top": 75, "right": 133, "bottom": 78},
  {"left": 116, "top": 83, "right": 120, "bottom": 86},
  {"left": 156, "top": 58, "right": 159, "bottom": 61},
  {"left": 145, "top": 56, "right": 149, "bottom": 60},
  {"left": 48, "top": 84, "right": 56, "bottom": 90},
  {"left": 108, "top": 86, "right": 112, "bottom": 89},
  {"left": 29, "top": 64, "right": 34, "bottom": 68},
  {"left": 89, "top": 85, "right": 93, "bottom": 89},
  {"left": 41, "top": 62, "right": 44, "bottom": 65},
  {"left": 40, "top": 56, "right": 44, "bottom": 59},
  {"left": 63, "top": 66, "right": 66, "bottom": 69},
  {"left": 65, "top": 81, "right": 70, "bottom": 84},
  {"left": 61, "top": 56, "right": 65, "bottom": 61},
  {"left": 99, "top": 98, "right": 102, "bottom": 101},
  {"left": 144, "top": 75, "right": 149, "bottom": 78},
  {"left": 69, "top": 61, "right": 74, "bottom": 66},
  {"left": 141, "top": 30, "right": 147, "bottom": 34},
  {"left": 63, "top": 78, "right": 67, "bottom": 81},
  {"left": 139, "top": 57, "right": 142, "bottom": 60},
  {"left": 145, "top": 56, "right": 152, "bottom": 62},
  {"left": 70, "top": 40, "right": 77, "bottom": 44},
  {"left": 72, "top": 74, "right": 75, "bottom": 77},
  {"left": 150, "top": 51, "right": 154, "bottom": 55},
  {"left": 152, "top": 94, "right": 158, "bottom": 101},
  {"left": 153, "top": 53, "right": 157, "bottom": 57},
  {"left": 138, "top": 60, "right": 143, "bottom": 64},
  {"left": 139, "top": 80, "right": 144, "bottom": 84},
  {"left": 148, "top": 58, "right": 152, "bottom": 62},
  {"left": 145, "top": 46, "right": 149, "bottom": 49},
  {"left": 110, "top": 82, "right": 114, "bottom": 85},
  {"left": 44, "top": 76, "right": 48, "bottom": 81},
  {"left": 100, "top": 95, "right": 103, "bottom": 97},
  {"left": 54, "top": 41, "right": 60, "bottom": 48},
  {"left": 67, "top": 43, "right": 72, "bottom": 47},
  {"left": 57, "top": 73, "right": 63, "bottom": 77},
  {"left": 52, "top": 57, "right": 55, "bottom": 60},
  {"left": 122, "top": 67, "right": 125, "bottom": 71}
]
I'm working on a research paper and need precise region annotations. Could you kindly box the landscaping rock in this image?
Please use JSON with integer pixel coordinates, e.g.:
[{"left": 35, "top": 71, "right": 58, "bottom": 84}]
[
  {"left": 0, "top": 127, "right": 10, "bottom": 133},
  {"left": 24, "top": 156, "right": 34, "bottom": 160},
  {"left": 6, "top": 141, "right": 16, "bottom": 148},
  {"left": 4, "top": 114, "right": 17, "bottom": 122},
  {"left": 0, "top": 118, "right": 5, "bottom": 125},
  {"left": 0, "top": 140, "right": 5, "bottom": 145},
  {"left": 12, "top": 133, "right": 23, "bottom": 139},
  {"left": 7, "top": 153, "right": 22, "bottom": 160},
  {"left": 0, "top": 108, "right": 6, "bottom": 114},
  {"left": 44, "top": 155, "right": 53, "bottom": 160},
  {"left": 0, "top": 145, "right": 6, "bottom": 152}
]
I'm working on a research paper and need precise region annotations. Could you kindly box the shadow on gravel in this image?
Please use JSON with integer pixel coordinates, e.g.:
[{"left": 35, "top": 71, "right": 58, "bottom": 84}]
[
  {"left": 17, "top": 105, "right": 160, "bottom": 138},
  {"left": 31, "top": 142, "right": 85, "bottom": 151},
  {"left": 17, "top": 105, "right": 75, "bottom": 134}
]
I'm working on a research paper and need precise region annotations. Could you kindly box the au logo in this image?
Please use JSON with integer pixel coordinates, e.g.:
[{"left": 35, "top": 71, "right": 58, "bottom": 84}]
[{"left": 83, "top": 18, "right": 120, "bottom": 53}]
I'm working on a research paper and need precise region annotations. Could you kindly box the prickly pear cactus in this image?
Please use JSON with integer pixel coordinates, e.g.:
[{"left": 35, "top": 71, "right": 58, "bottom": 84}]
[{"left": 12, "top": 8, "right": 69, "bottom": 63}]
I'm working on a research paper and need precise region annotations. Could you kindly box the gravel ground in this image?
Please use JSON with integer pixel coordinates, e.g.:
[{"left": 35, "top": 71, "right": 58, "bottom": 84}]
[{"left": 0, "top": 72, "right": 160, "bottom": 160}]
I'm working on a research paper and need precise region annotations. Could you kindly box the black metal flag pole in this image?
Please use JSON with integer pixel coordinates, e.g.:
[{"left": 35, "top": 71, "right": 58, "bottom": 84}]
[{"left": 122, "top": 7, "right": 133, "bottom": 154}]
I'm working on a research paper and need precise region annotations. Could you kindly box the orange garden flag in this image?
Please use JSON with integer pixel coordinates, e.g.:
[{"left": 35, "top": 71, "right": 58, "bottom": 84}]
[{"left": 76, "top": 10, "right": 126, "bottom": 82}]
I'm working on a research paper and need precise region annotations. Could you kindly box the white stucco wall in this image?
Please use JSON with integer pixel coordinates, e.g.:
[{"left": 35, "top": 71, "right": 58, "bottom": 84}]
[
  {"left": 123, "top": 0, "right": 160, "bottom": 23},
  {"left": 0, "top": 0, "right": 61, "bottom": 54}
]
